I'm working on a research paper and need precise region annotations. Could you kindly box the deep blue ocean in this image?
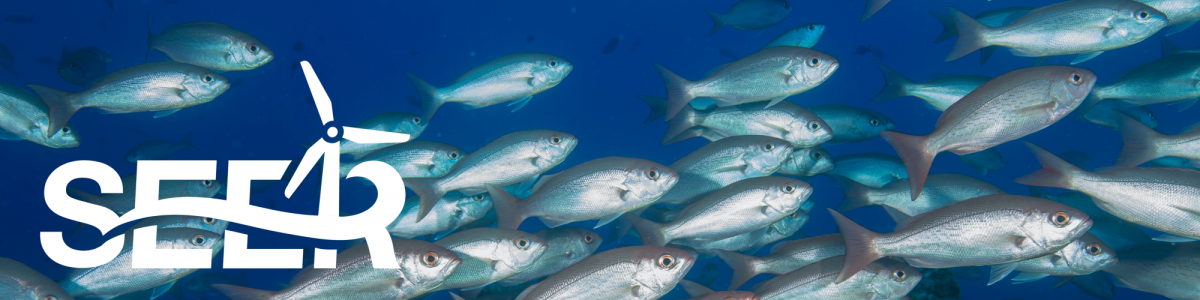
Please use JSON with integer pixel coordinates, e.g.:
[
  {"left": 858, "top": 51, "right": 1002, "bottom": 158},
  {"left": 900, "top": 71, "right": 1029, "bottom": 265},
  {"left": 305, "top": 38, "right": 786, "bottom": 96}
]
[{"left": 1, "top": 0, "right": 1197, "bottom": 299}]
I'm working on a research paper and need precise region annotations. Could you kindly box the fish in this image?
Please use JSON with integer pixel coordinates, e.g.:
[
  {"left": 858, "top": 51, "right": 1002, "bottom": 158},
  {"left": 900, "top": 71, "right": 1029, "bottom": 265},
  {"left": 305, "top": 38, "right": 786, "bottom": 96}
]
[
  {"left": 808, "top": 104, "right": 895, "bottom": 143},
  {"left": 58, "top": 44, "right": 113, "bottom": 87},
  {"left": 956, "top": 148, "right": 1004, "bottom": 174},
  {"left": 1160, "top": 36, "right": 1200, "bottom": 56},
  {"left": 59, "top": 228, "right": 224, "bottom": 300},
  {"left": 490, "top": 156, "right": 678, "bottom": 229},
  {"left": 705, "top": 0, "right": 791, "bottom": 35},
  {"left": 861, "top": 0, "right": 892, "bottom": 21},
  {"left": 678, "top": 279, "right": 757, "bottom": 300},
  {"left": 1017, "top": 142, "right": 1200, "bottom": 241},
  {"left": 292, "top": 41, "right": 305, "bottom": 51},
  {"left": 829, "top": 194, "right": 1093, "bottom": 283},
  {"left": 404, "top": 130, "right": 577, "bottom": 221},
  {"left": 27, "top": 61, "right": 232, "bottom": 136},
  {"left": 673, "top": 210, "right": 808, "bottom": 257},
  {"left": 406, "top": 53, "right": 573, "bottom": 121},
  {"left": 654, "top": 46, "right": 839, "bottom": 120},
  {"left": 717, "top": 233, "right": 846, "bottom": 290},
  {"left": 512, "top": 246, "right": 694, "bottom": 300},
  {"left": 777, "top": 145, "right": 834, "bottom": 177},
  {"left": 1068, "top": 272, "right": 1117, "bottom": 299},
  {"left": 434, "top": 228, "right": 548, "bottom": 291},
  {"left": 338, "top": 111, "right": 429, "bottom": 159},
  {"left": 124, "top": 215, "right": 229, "bottom": 236},
  {"left": 752, "top": 256, "right": 920, "bottom": 300},
  {"left": 4, "top": 15, "right": 33, "bottom": 24},
  {"left": 1082, "top": 99, "right": 1158, "bottom": 130},
  {"left": 498, "top": 227, "right": 603, "bottom": 286},
  {"left": 68, "top": 174, "right": 223, "bottom": 216},
  {"left": 627, "top": 176, "right": 812, "bottom": 246},
  {"left": 385, "top": 191, "right": 492, "bottom": 239},
  {"left": 0, "top": 258, "right": 75, "bottom": 300},
  {"left": 872, "top": 64, "right": 991, "bottom": 111},
  {"left": 833, "top": 173, "right": 1005, "bottom": 224},
  {"left": 214, "top": 238, "right": 461, "bottom": 300},
  {"left": 881, "top": 66, "right": 1094, "bottom": 200},
  {"left": 824, "top": 152, "right": 907, "bottom": 188},
  {"left": 1103, "top": 243, "right": 1200, "bottom": 299},
  {"left": 601, "top": 38, "right": 619, "bottom": 54},
  {"left": 1028, "top": 187, "right": 1121, "bottom": 222},
  {"left": 930, "top": 6, "right": 1034, "bottom": 65},
  {"left": 1147, "top": 156, "right": 1200, "bottom": 170},
  {"left": 1077, "top": 53, "right": 1200, "bottom": 115},
  {"left": 0, "top": 81, "right": 81, "bottom": 148},
  {"left": 644, "top": 97, "right": 832, "bottom": 147},
  {"left": 1137, "top": 0, "right": 1200, "bottom": 35},
  {"left": 655, "top": 135, "right": 793, "bottom": 207},
  {"left": 1117, "top": 116, "right": 1200, "bottom": 168},
  {"left": 987, "top": 233, "right": 1117, "bottom": 285},
  {"left": 763, "top": 23, "right": 825, "bottom": 49},
  {"left": 148, "top": 20, "right": 274, "bottom": 71},
  {"left": 125, "top": 133, "right": 195, "bottom": 162},
  {"left": 945, "top": 0, "right": 1168, "bottom": 64},
  {"left": 1087, "top": 219, "right": 1154, "bottom": 253}
]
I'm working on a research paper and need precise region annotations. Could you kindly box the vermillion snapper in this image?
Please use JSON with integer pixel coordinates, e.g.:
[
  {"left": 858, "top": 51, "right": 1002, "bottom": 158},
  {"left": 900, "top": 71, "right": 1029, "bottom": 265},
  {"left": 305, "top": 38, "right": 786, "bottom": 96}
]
[
  {"left": 0, "top": 258, "right": 75, "bottom": 300},
  {"left": 777, "top": 145, "right": 834, "bottom": 176},
  {"left": 59, "top": 228, "right": 223, "bottom": 300},
  {"left": 641, "top": 97, "right": 832, "bottom": 147},
  {"left": 339, "top": 112, "right": 428, "bottom": 159},
  {"left": 1103, "top": 243, "right": 1200, "bottom": 299},
  {"left": 627, "top": 176, "right": 811, "bottom": 247},
  {"left": 385, "top": 192, "right": 492, "bottom": 239},
  {"left": 512, "top": 246, "right": 694, "bottom": 300},
  {"left": 1115, "top": 116, "right": 1200, "bottom": 167},
  {"left": 0, "top": 81, "right": 80, "bottom": 148},
  {"left": 831, "top": 173, "right": 1005, "bottom": 224},
  {"left": 872, "top": 64, "right": 990, "bottom": 111},
  {"left": 406, "top": 53, "right": 573, "bottom": 121},
  {"left": 824, "top": 153, "right": 907, "bottom": 188},
  {"left": 1138, "top": 0, "right": 1200, "bottom": 35},
  {"left": 434, "top": 228, "right": 548, "bottom": 291},
  {"left": 655, "top": 135, "right": 792, "bottom": 207},
  {"left": 717, "top": 234, "right": 846, "bottom": 290},
  {"left": 148, "top": 20, "right": 274, "bottom": 71},
  {"left": 1076, "top": 53, "right": 1200, "bottom": 115},
  {"left": 499, "top": 227, "right": 603, "bottom": 286},
  {"left": 930, "top": 6, "right": 1033, "bottom": 65},
  {"left": 340, "top": 140, "right": 465, "bottom": 180},
  {"left": 987, "top": 233, "right": 1116, "bottom": 285},
  {"left": 753, "top": 256, "right": 920, "bottom": 300},
  {"left": 68, "top": 174, "right": 222, "bottom": 216}
]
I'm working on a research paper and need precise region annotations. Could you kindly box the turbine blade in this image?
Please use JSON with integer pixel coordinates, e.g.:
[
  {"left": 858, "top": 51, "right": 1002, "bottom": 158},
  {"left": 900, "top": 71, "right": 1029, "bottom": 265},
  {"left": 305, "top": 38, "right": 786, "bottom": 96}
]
[
  {"left": 300, "top": 61, "right": 335, "bottom": 124},
  {"left": 343, "top": 127, "right": 411, "bottom": 144},
  {"left": 285, "top": 140, "right": 333, "bottom": 198}
]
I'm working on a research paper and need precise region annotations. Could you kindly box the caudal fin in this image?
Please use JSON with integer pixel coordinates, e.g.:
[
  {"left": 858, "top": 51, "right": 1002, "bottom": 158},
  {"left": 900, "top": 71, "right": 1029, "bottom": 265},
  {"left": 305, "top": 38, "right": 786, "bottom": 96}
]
[
  {"left": 638, "top": 95, "right": 667, "bottom": 123},
  {"left": 979, "top": 46, "right": 998, "bottom": 66},
  {"left": 625, "top": 214, "right": 669, "bottom": 246},
  {"left": 403, "top": 178, "right": 445, "bottom": 222},
  {"left": 944, "top": 7, "right": 990, "bottom": 62},
  {"left": 663, "top": 103, "right": 701, "bottom": 144},
  {"left": 678, "top": 279, "right": 715, "bottom": 297},
  {"left": 487, "top": 184, "right": 528, "bottom": 230},
  {"left": 830, "top": 174, "right": 876, "bottom": 212},
  {"left": 653, "top": 63, "right": 695, "bottom": 121},
  {"left": 716, "top": 250, "right": 762, "bottom": 290},
  {"left": 861, "top": 0, "right": 892, "bottom": 21},
  {"left": 1115, "top": 116, "right": 1164, "bottom": 167},
  {"left": 212, "top": 284, "right": 274, "bottom": 300},
  {"left": 879, "top": 131, "right": 934, "bottom": 201},
  {"left": 406, "top": 72, "right": 444, "bottom": 122},
  {"left": 828, "top": 209, "right": 884, "bottom": 284},
  {"left": 26, "top": 84, "right": 77, "bottom": 138},
  {"left": 705, "top": 10, "right": 724, "bottom": 35},
  {"left": 872, "top": 64, "right": 914, "bottom": 102},
  {"left": 930, "top": 11, "right": 957, "bottom": 43},
  {"left": 1014, "top": 142, "right": 1084, "bottom": 190}
]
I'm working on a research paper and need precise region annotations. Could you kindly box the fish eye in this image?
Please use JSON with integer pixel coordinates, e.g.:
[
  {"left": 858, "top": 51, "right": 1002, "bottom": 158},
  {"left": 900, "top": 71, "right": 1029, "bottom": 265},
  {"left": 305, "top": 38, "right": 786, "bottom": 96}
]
[
  {"left": 449, "top": 151, "right": 460, "bottom": 159},
  {"left": 202, "top": 180, "right": 213, "bottom": 187},
  {"left": 1148, "top": 112, "right": 1156, "bottom": 120},
  {"left": 1069, "top": 72, "right": 1082, "bottom": 85},
  {"left": 807, "top": 121, "right": 821, "bottom": 131},
  {"left": 657, "top": 254, "right": 676, "bottom": 269},
  {"left": 191, "top": 235, "right": 206, "bottom": 245},
  {"left": 203, "top": 75, "right": 214, "bottom": 83},
  {"left": 807, "top": 56, "right": 820, "bottom": 67},
  {"left": 1051, "top": 212, "right": 1070, "bottom": 226},
  {"left": 548, "top": 60, "right": 558, "bottom": 67},
  {"left": 473, "top": 194, "right": 485, "bottom": 201},
  {"left": 515, "top": 237, "right": 530, "bottom": 250},
  {"left": 1138, "top": 10, "right": 1149, "bottom": 19},
  {"left": 763, "top": 142, "right": 775, "bottom": 151},
  {"left": 870, "top": 119, "right": 880, "bottom": 126},
  {"left": 807, "top": 25, "right": 815, "bottom": 31},
  {"left": 810, "top": 151, "right": 821, "bottom": 160},
  {"left": 69, "top": 63, "right": 77, "bottom": 70},
  {"left": 44, "top": 296, "right": 58, "bottom": 300},
  {"left": 1086, "top": 244, "right": 1102, "bottom": 256},
  {"left": 61, "top": 127, "right": 71, "bottom": 134},
  {"left": 646, "top": 168, "right": 661, "bottom": 180},
  {"left": 893, "top": 269, "right": 907, "bottom": 281},
  {"left": 550, "top": 135, "right": 562, "bottom": 145},
  {"left": 423, "top": 251, "right": 439, "bottom": 266},
  {"left": 584, "top": 234, "right": 594, "bottom": 244},
  {"left": 204, "top": 217, "right": 216, "bottom": 225},
  {"left": 725, "top": 298, "right": 736, "bottom": 300},
  {"left": 412, "top": 117, "right": 421, "bottom": 124},
  {"left": 248, "top": 44, "right": 260, "bottom": 53},
  {"left": 782, "top": 183, "right": 796, "bottom": 193},
  {"left": 788, "top": 212, "right": 798, "bottom": 219}
]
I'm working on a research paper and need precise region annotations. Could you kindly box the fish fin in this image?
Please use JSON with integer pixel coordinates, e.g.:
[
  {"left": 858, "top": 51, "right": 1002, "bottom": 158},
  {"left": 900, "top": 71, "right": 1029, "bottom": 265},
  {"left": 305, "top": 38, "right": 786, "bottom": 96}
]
[
  {"left": 1115, "top": 115, "right": 1163, "bottom": 167},
  {"left": 980, "top": 46, "right": 998, "bottom": 66},
  {"left": 1161, "top": 36, "right": 1183, "bottom": 57},
  {"left": 180, "top": 131, "right": 196, "bottom": 149},
  {"left": 830, "top": 174, "right": 874, "bottom": 212},
  {"left": 514, "top": 282, "right": 540, "bottom": 300},
  {"left": 1074, "top": 92, "right": 1107, "bottom": 122},
  {"left": 166, "top": 279, "right": 187, "bottom": 300},
  {"left": 764, "top": 96, "right": 787, "bottom": 108},
  {"left": 638, "top": 95, "right": 667, "bottom": 123},
  {"left": 1153, "top": 233, "right": 1199, "bottom": 243},
  {"left": 1015, "top": 142, "right": 1084, "bottom": 190},
  {"left": 145, "top": 11, "right": 153, "bottom": 63},
  {"left": 1071, "top": 51, "right": 1103, "bottom": 65},
  {"left": 405, "top": 72, "right": 444, "bottom": 122},
  {"left": 1165, "top": 19, "right": 1198, "bottom": 36},
  {"left": 988, "top": 262, "right": 1019, "bottom": 286},
  {"left": 487, "top": 184, "right": 527, "bottom": 230},
  {"left": 507, "top": 95, "right": 533, "bottom": 112},
  {"left": 872, "top": 64, "right": 914, "bottom": 102},
  {"left": 1012, "top": 236, "right": 1027, "bottom": 248},
  {"left": 861, "top": 0, "right": 891, "bottom": 21},
  {"left": 212, "top": 284, "right": 273, "bottom": 300},
  {"left": 1172, "top": 99, "right": 1198, "bottom": 112},
  {"left": 404, "top": 177, "right": 445, "bottom": 222},
  {"left": 149, "top": 281, "right": 175, "bottom": 299},
  {"left": 1112, "top": 277, "right": 1133, "bottom": 289},
  {"left": 662, "top": 104, "right": 701, "bottom": 144},
  {"left": 828, "top": 208, "right": 884, "bottom": 284},
  {"left": 678, "top": 279, "right": 714, "bottom": 297},
  {"left": 153, "top": 108, "right": 181, "bottom": 118},
  {"left": 944, "top": 7, "right": 990, "bottom": 61},
  {"left": 653, "top": 63, "right": 695, "bottom": 120},
  {"left": 460, "top": 288, "right": 483, "bottom": 300},
  {"left": 0, "top": 129, "right": 21, "bottom": 140},
  {"left": 705, "top": 9, "right": 724, "bottom": 35},
  {"left": 449, "top": 292, "right": 466, "bottom": 300},
  {"left": 606, "top": 216, "right": 634, "bottom": 244},
  {"left": 879, "top": 131, "right": 934, "bottom": 201},
  {"left": 882, "top": 206, "right": 911, "bottom": 224},
  {"left": 1032, "top": 56, "right": 1050, "bottom": 66},
  {"left": 26, "top": 84, "right": 77, "bottom": 138},
  {"left": 625, "top": 214, "right": 668, "bottom": 246},
  {"left": 930, "top": 11, "right": 957, "bottom": 43},
  {"left": 1028, "top": 186, "right": 1054, "bottom": 199},
  {"left": 716, "top": 249, "right": 761, "bottom": 290},
  {"left": 593, "top": 212, "right": 624, "bottom": 229},
  {"left": 1011, "top": 272, "right": 1051, "bottom": 284}
]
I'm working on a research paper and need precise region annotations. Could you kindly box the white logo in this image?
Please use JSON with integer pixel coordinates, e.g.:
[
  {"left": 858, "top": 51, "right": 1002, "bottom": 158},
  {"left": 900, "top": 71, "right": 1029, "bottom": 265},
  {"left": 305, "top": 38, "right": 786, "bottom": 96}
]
[{"left": 41, "top": 61, "right": 410, "bottom": 269}]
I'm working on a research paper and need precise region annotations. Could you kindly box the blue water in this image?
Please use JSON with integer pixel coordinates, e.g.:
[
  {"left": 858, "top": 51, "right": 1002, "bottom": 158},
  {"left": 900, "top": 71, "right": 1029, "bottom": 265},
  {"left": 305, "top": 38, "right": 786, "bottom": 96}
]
[{"left": 1, "top": 0, "right": 1197, "bottom": 299}]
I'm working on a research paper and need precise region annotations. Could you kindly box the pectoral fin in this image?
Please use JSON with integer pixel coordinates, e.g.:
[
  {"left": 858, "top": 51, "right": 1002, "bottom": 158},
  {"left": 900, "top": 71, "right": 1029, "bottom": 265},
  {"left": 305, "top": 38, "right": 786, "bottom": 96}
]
[
  {"left": 153, "top": 109, "right": 182, "bottom": 118},
  {"left": 1071, "top": 51, "right": 1103, "bottom": 65},
  {"left": 149, "top": 281, "right": 176, "bottom": 299},
  {"left": 1153, "top": 233, "right": 1198, "bottom": 243},
  {"left": 594, "top": 212, "right": 624, "bottom": 229},
  {"left": 1010, "top": 272, "right": 1051, "bottom": 284},
  {"left": 1171, "top": 99, "right": 1198, "bottom": 112},
  {"left": 988, "top": 262, "right": 1019, "bottom": 286},
  {"left": 508, "top": 95, "right": 534, "bottom": 112},
  {"left": 765, "top": 96, "right": 788, "bottom": 108}
]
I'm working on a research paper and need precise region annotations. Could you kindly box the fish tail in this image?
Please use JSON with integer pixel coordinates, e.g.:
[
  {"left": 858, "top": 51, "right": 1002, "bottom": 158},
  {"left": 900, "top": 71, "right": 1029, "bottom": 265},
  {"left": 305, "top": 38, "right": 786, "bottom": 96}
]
[
  {"left": 625, "top": 214, "right": 668, "bottom": 246},
  {"left": 180, "top": 131, "right": 196, "bottom": 149},
  {"left": 26, "top": 84, "right": 77, "bottom": 138},
  {"left": 1074, "top": 93, "right": 1105, "bottom": 122},
  {"left": 1116, "top": 116, "right": 1163, "bottom": 167},
  {"left": 403, "top": 177, "right": 444, "bottom": 222},
  {"left": 1015, "top": 142, "right": 1084, "bottom": 190},
  {"left": 211, "top": 284, "right": 274, "bottom": 300},
  {"left": 406, "top": 72, "right": 444, "bottom": 122},
  {"left": 1160, "top": 36, "right": 1182, "bottom": 57},
  {"left": 861, "top": 0, "right": 892, "bottom": 21},
  {"left": 716, "top": 250, "right": 762, "bottom": 290},
  {"left": 662, "top": 103, "right": 700, "bottom": 144},
  {"left": 678, "top": 279, "right": 715, "bottom": 297},
  {"left": 638, "top": 95, "right": 667, "bottom": 123},
  {"left": 487, "top": 184, "right": 528, "bottom": 230},
  {"left": 979, "top": 46, "right": 999, "bottom": 66},
  {"left": 1028, "top": 186, "right": 1054, "bottom": 199},
  {"left": 879, "top": 131, "right": 934, "bottom": 201},
  {"left": 828, "top": 208, "right": 884, "bottom": 284},
  {"left": 705, "top": 9, "right": 724, "bottom": 35},
  {"left": 830, "top": 174, "right": 875, "bottom": 212},
  {"left": 930, "top": 11, "right": 957, "bottom": 43},
  {"left": 944, "top": 7, "right": 990, "bottom": 62},
  {"left": 871, "top": 64, "right": 914, "bottom": 102},
  {"left": 652, "top": 63, "right": 694, "bottom": 121}
]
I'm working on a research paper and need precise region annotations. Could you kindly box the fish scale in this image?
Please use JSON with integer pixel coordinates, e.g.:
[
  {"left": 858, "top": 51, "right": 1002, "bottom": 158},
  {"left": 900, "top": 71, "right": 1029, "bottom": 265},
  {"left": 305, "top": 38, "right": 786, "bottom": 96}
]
[
  {"left": 59, "top": 228, "right": 223, "bottom": 299},
  {"left": 513, "top": 246, "right": 693, "bottom": 300}
]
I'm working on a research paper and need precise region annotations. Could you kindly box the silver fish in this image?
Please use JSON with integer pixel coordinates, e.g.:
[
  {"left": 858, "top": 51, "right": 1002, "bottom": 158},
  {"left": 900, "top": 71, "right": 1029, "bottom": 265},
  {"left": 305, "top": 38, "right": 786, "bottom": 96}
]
[
  {"left": 1117, "top": 115, "right": 1200, "bottom": 168},
  {"left": 988, "top": 233, "right": 1117, "bottom": 285},
  {"left": 124, "top": 215, "right": 229, "bottom": 236},
  {"left": 829, "top": 194, "right": 1093, "bottom": 283},
  {"left": 764, "top": 23, "right": 824, "bottom": 48},
  {"left": 1028, "top": 186, "right": 1121, "bottom": 222},
  {"left": 872, "top": 64, "right": 990, "bottom": 111},
  {"left": 931, "top": 6, "right": 1034, "bottom": 65},
  {"left": 824, "top": 153, "right": 907, "bottom": 188},
  {"left": 1078, "top": 53, "right": 1200, "bottom": 115},
  {"left": 1147, "top": 156, "right": 1200, "bottom": 170},
  {"left": 58, "top": 44, "right": 112, "bottom": 87},
  {"left": 406, "top": 53, "right": 573, "bottom": 120},
  {"left": 674, "top": 211, "right": 808, "bottom": 257},
  {"left": 513, "top": 246, "right": 694, "bottom": 300},
  {"left": 656, "top": 135, "right": 793, "bottom": 207},
  {"left": 945, "top": 0, "right": 1167, "bottom": 64},
  {"left": 499, "top": 227, "right": 603, "bottom": 286},
  {"left": 718, "top": 234, "right": 846, "bottom": 290},
  {"left": 27, "top": 61, "right": 231, "bottom": 136},
  {"left": 434, "top": 228, "right": 548, "bottom": 291},
  {"left": 1082, "top": 99, "right": 1158, "bottom": 130},
  {"left": 650, "top": 98, "right": 833, "bottom": 147},
  {"left": 1103, "top": 243, "right": 1200, "bottom": 299},
  {"left": 148, "top": 21, "right": 274, "bottom": 71},
  {"left": 60, "top": 228, "right": 223, "bottom": 300},
  {"left": 832, "top": 173, "right": 1005, "bottom": 224},
  {"left": 490, "top": 156, "right": 678, "bottom": 229},
  {"left": 705, "top": 0, "right": 791, "bottom": 35},
  {"left": 1137, "top": 0, "right": 1200, "bottom": 35},
  {"left": 956, "top": 147, "right": 1004, "bottom": 174},
  {"left": 881, "top": 66, "right": 1094, "bottom": 200},
  {"left": 1069, "top": 272, "right": 1117, "bottom": 299},
  {"left": 68, "top": 174, "right": 222, "bottom": 215},
  {"left": 0, "top": 81, "right": 80, "bottom": 148},
  {"left": 1017, "top": 142, "right": 1200, "bottom": 241},
  {"left": 679, "top": 279, "right": 757, "bottom": 300},
  {"left": 627, "top": 176, "right": 812, "bottom": 246},
  {"left": 339, "top": 112, "right": 428, "bottom": 159},
  {"left": 753, "top": 256, "right": 920, "bottom": 300},
  {"left": 405, "top": 130, "right": 577, "bottom": 221},
  {"left": 655, "top": 46, "right": 838, "bottom": 120},
  {"left": 0, "top": 258, "right": 75, "bottom": 300},
  {"left": 125, "top": 133, "right": 194, "bottom": 162},
  {"left": 1088, "top": 219, "right": 1154, "bottom": 252},
  {"left": 809, "top": 104, "right": 895, "bottom": 143},
  {"left": 386, "top": 191, "right": 492, "bottom": 239},
  {"left": 341, "top": 140, "right": 465, "bottom": 180},
  {"left": 777, "top": 145, "right": 834, "bottom": 177}
]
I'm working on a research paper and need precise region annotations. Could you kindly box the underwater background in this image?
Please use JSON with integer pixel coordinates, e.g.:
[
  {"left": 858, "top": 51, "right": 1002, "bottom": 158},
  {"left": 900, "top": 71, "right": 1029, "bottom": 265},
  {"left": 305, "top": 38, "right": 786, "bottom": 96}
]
[{"left": 1, "top": 0, "right": 1197, "bottom": 299}]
